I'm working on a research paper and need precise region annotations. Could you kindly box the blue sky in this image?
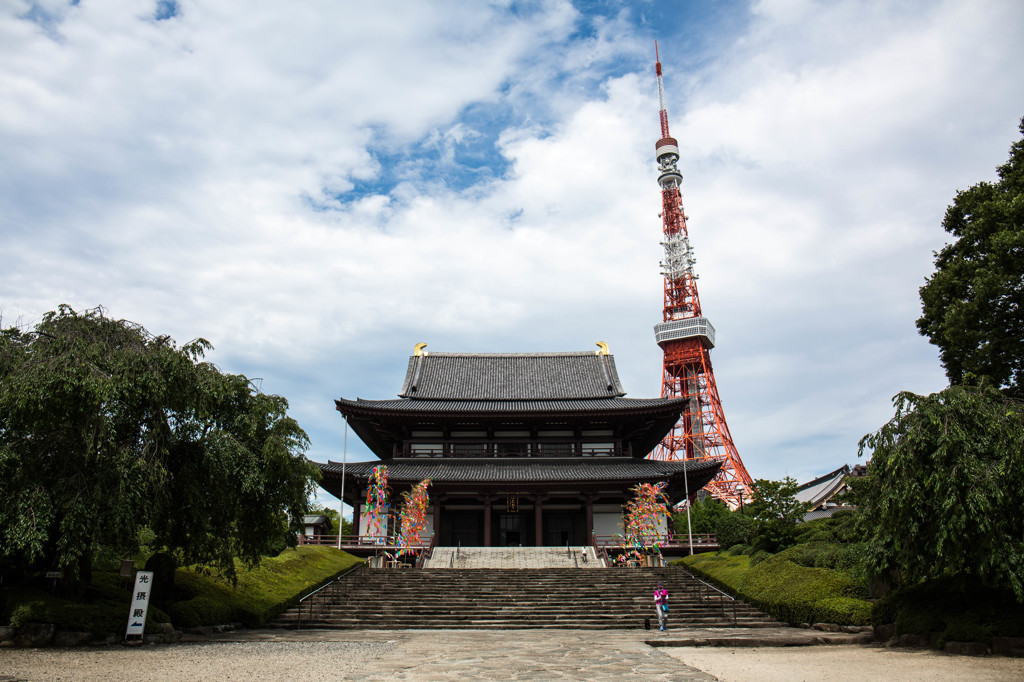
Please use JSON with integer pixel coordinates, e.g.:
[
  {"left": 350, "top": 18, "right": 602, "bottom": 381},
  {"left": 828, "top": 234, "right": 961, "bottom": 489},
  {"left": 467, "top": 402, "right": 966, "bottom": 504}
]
[{"left": 3, "top": 0, "right": 1024, "bottom": 511}]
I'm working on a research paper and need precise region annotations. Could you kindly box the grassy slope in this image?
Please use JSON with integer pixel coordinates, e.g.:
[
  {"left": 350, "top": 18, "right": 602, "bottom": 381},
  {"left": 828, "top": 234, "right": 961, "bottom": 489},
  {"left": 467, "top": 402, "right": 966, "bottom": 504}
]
[
  {"left": 678, "top": 551, "right": 872, "bottom": 625},
  {"left": 1, "top": 546, "right": 361, "bottom": 634},
  {"left": 169, "top": 546, "right": 362, "bottom": 628}
]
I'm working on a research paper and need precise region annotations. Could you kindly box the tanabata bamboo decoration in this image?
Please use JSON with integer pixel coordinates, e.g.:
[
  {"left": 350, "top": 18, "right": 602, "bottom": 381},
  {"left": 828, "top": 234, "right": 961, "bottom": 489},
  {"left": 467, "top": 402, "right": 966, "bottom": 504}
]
[
  {"left": 395, "top": 478, "right": 432, "bottom": 558},
  {"left": 364, "top": 464, "right": 389, "bottom": 539},
  {"left": 622, "top": 481, "right": 671, "bottom": 554}
]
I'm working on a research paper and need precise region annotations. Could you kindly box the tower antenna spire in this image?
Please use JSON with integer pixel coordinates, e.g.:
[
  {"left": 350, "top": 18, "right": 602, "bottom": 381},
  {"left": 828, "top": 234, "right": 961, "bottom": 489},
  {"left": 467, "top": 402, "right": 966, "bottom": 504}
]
[
  {"left": 655, "top": 41, "right": 670, "bottom": 138},
  {"left": 649, "top": 46, "right": 754, "bottom": 510}
]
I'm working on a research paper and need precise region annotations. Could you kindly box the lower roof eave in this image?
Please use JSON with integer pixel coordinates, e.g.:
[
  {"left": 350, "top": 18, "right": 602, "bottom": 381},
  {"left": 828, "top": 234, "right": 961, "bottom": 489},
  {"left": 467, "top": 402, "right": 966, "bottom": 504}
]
[{"left": 316, "top": 457, "right": 721, "bottom": 505}]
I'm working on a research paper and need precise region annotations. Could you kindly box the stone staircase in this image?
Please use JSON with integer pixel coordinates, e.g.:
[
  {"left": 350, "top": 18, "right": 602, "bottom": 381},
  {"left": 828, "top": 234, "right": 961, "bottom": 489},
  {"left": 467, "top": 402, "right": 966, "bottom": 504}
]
[
  {"left": 425, "top": 546, "right": 601, "bottom": 569},
  {"left": 270, "top": 557, "right": 777, "bottom": 630}
]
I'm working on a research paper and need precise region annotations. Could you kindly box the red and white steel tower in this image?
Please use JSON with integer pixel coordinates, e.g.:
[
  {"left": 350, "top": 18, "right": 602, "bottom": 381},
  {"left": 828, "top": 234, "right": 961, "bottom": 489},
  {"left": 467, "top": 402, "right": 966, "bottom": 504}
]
[{"left": 648, "top": 45, "right": 754, "bottom": 509}]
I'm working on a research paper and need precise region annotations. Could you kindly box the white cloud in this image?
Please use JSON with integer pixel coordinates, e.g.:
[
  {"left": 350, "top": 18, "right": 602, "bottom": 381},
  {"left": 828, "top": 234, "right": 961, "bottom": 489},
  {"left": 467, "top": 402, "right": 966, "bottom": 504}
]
[{"left": 2, "top": 0, "right": 1023, "bottom": 493}]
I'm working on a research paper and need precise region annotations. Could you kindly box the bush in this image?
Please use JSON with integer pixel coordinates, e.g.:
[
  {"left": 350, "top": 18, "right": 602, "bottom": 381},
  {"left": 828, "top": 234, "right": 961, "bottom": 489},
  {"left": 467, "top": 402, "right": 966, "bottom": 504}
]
[
  {"left": 895, "top": 605, "right": 944, "bottom": 637},
  {"left": 1, "top": 546, "right": 360, "bottom": 635},
  {"left": 167, "top": 595, "right": 234, "bottom": 629},
  {"left": 681, "top": 552, "right": 872, "bottom": 626},
  {"left": 749, "top": 550, "right": 772, "bottom": 566},
  {"left": 717, "top": 513, "right": 757, "bottom": 549},
  {"left": 2, "top": 588, "right": 169, "bottom": 635},
  {"left": 814, "top": 597, "right": 872, "bottom": 625},
  {"left": 742, "top": 555, "right": 866, "bottom": 624},
  {"left": 872, "top": 575, "right": 1024, "bottom": 643},
  {"left": 874, "top": 576, "right": 971, "bottom": 628},
  {"left": 726, "top": 544, "right": 748, "bottom": 556},
  {"left": 941, "top": 618, "right": 993, "bottom": 647}
]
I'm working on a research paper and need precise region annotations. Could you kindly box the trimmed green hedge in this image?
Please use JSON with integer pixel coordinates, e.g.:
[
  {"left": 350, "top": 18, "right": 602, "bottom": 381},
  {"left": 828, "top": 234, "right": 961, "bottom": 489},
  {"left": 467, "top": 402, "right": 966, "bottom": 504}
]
[
  {"left": 0, "top": 571, "right": 171, "bottom": 636},
  {"left": 872, "top": 576, "right": 1024, "bottom": 644},
  {"left": 679, "top": 552, "right": 872, "bottom": 625},
  {"left": 1, "top": 546, "right": 362, "bottom": 634}
]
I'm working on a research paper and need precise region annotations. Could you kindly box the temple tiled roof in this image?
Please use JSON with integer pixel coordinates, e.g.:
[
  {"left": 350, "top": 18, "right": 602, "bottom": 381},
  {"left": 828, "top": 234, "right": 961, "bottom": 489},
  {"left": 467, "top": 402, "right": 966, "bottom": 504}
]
[
  {"left": 336, "top": 396, "right": 686, "bottom": 414},
  {"left": 319, "top": 457, "right": 721, "bottom": 498},
  {"left": 802, "top": 506, "right": 856, "bottom": 523},
  {"left": 398, "top": 352, "right": 626, "bottom": 400},
  {"left": 795, "top": 465, "right": 851, "bottom": 509}
]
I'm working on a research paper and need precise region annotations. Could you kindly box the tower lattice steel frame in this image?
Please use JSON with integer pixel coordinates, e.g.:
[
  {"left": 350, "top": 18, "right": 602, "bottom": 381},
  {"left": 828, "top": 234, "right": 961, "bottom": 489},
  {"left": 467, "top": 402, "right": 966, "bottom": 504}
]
[{"left": 648, "top": 45, "right": 754, "bottom": 509}]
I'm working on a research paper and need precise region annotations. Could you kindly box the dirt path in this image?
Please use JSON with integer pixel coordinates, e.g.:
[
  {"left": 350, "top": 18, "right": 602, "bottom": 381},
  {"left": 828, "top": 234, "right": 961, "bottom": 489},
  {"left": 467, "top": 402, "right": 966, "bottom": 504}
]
[
  {"left": 2, "top": 630, "right": 1022, "bottom": 681},
  {"left": 659, "top": 644, "right": 1024, "bottom": 681}
]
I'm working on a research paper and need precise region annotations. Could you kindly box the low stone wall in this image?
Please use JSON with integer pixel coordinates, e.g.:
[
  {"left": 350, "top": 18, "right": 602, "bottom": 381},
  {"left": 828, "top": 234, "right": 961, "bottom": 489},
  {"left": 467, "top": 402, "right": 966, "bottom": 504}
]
[
  {"left": 0, "top": 622, "right": 179, "bottom": 647},
  {"left": 873, "top": 623, "right": 1024, "bottom": 657}
]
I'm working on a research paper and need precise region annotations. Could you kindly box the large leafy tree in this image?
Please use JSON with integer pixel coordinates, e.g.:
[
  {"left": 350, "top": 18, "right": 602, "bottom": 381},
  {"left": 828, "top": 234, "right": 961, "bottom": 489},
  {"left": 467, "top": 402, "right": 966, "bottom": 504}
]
[
  {"left": 0, "top": 306, "right": 319, "bottom": 590},
  {"left": 749, "top": 477, "right": 808, "bottom": 552},
  {"left": 857, "top": 385, "right": 1024, "bottom": 599},
  {"left": 917, "top": 117, "right": 1024, "bottom": 398}
]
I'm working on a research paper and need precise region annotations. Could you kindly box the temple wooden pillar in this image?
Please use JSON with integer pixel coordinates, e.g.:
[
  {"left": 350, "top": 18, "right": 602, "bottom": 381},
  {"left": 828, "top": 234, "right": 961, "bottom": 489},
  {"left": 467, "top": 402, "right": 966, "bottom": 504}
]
[
  {"left": 483, "top": 494, "right": 492, "bottom": 547},
  {"left": 534, "top": 496, "right": 544, "bottom": 547},
  {"left": 585, "top": 495, "right": 593, "bottom": 542},
  {"left": 433, "top": 496, "right": 442, "bottom": 540},
  {"left": 352, "top": 488, "right": 362, "bottom": 537}
]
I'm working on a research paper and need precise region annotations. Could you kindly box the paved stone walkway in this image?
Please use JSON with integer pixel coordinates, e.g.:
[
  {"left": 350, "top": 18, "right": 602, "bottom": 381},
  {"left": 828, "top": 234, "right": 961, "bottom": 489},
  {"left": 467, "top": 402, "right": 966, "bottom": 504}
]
[
  {"left": 0, "top": 630, "right": 716, "bottom": 681},
  {"left": 3, "top": 627, "right": 1016, "bottom": 681}
]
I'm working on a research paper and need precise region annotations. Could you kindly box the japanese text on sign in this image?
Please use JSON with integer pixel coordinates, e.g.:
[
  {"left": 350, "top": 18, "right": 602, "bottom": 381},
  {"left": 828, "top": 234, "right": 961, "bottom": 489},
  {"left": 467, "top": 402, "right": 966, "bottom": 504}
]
[{"left": 124, "top": 570, "right": 154, "bottom": 639}]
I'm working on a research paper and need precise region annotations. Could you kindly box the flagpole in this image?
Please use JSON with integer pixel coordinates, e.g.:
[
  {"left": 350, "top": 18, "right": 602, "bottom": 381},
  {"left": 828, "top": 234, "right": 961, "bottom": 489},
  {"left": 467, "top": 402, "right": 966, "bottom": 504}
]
[
  {"left": 683, "top": 459, "right": 694, "bottom": 556},
  {"left": 338, "top": 418, "right": 348, "bottom": 550}
]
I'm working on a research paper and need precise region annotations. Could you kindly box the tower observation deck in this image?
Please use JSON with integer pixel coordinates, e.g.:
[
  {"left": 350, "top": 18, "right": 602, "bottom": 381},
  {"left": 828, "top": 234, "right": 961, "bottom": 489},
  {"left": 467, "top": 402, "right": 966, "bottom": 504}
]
[{"left": 648, "top": 45, "right": 754, "bottom": 509}]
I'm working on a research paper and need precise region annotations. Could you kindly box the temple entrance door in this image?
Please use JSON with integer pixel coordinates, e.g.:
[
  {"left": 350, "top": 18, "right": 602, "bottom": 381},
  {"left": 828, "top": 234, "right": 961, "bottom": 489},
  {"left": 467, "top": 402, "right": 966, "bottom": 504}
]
[
  {"left": 442, "top": 510, "right": 484, "bottom": 546},
  {"left": 497, "top": 512, "right": 525, "bottom": 547},
  {"left": 544, "top": 511, "right": 583, "bottom": 546}
]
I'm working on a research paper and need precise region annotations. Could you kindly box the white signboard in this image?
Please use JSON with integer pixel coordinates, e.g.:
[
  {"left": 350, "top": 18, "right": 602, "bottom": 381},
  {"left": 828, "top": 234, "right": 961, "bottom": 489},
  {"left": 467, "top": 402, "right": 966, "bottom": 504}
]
[{"left": 125, "top": 570, "right": 154, "bottom": 639}]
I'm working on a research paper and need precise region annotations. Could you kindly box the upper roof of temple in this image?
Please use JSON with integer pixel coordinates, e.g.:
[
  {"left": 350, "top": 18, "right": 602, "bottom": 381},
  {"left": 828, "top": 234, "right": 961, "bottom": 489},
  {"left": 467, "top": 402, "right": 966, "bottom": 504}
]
[{"left": 398, "top": 351, "right": 626, "bottom": 401}]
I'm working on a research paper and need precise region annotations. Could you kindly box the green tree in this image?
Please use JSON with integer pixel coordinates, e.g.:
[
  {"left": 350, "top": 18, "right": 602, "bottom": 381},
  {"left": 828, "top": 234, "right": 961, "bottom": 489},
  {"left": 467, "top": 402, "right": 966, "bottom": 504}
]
[
  {"left": 917, "top": 117, "right": 1024, "bottom": 398},
  {"left": 857, "top": 385, "right": 1024, "bottom": 599},
  {"left": 749, "top": 477, "right": 809, "bottom": 552},
  {"left": 715, "top": 512, "right": 758, "bottom": 550},
  {"left": 673, "top": 496, "right": 730, "bottom": 535},
  {"left": 0, "top": 306, "right": 319, "bottom": 591}
]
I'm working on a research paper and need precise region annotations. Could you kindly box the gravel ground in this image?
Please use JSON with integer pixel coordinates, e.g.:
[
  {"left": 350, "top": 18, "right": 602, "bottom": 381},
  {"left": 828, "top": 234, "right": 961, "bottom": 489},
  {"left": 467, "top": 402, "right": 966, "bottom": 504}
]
[
  {"left": 0, "top": 641, "right": 398, "bottom": 681},
  {"left": 1, "top": 631, "right": 1022, "bottom": 681},
  {"left": 660, "top": 645, "right": 1024, "bottom": 681}
]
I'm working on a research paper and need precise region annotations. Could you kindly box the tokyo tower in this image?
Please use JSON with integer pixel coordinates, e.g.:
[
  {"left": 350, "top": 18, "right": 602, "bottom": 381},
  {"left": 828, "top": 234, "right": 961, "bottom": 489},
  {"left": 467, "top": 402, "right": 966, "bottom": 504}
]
[{"left": 647, "top": 44, "right": 755, "bottom": 509}]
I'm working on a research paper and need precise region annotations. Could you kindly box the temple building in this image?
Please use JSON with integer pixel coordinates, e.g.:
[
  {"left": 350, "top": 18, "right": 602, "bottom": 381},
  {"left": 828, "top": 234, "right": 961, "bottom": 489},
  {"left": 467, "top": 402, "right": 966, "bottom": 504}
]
[
  {"left": 318, "top": 344, "right": 720, "bottom": 547},
  {"left": 796, "top": 463, "right": 868, "bottom": 522}
]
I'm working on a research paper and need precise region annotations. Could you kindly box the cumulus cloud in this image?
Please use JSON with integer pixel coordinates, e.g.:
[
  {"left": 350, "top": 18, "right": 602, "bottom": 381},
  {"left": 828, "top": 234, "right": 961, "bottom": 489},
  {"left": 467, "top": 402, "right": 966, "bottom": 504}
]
[{"left": 2, "top": 0, "right": 1023, "bottom": 492}]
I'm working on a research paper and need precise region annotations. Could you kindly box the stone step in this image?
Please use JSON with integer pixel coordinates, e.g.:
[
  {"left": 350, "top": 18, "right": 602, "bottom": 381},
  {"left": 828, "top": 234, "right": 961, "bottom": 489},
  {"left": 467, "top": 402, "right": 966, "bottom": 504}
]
[{"left": 269, "top": 565, "right": 777, "bottom": 630}]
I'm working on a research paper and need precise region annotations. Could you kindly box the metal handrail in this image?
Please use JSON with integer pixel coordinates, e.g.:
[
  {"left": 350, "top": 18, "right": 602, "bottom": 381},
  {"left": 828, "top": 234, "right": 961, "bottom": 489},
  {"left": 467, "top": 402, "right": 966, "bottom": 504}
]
[
  {"left": 297, "top": 533, "right": 432, "bottom": 548},
  {"left": 591, "top": 533, "right": 719, "bottom": 548},
  {"left": 396, "top": 446, "right": 627, "bottom": 458},
  {"left": 415, "top": 533, "right": 438, "bottom": 569},
  {"left": 296, "top": 563, "right": 366, "bottom": 629},
  {"left": 687, "top": 573, "right": 737, "bottom": 625}
]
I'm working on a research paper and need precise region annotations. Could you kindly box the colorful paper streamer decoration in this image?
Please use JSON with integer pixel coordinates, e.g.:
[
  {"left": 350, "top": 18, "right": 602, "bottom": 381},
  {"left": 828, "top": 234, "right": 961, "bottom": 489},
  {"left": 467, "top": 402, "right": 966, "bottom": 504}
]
[
  {"left": 395, "top": 478, "right": 432, "bottom": 558},
  {"left": 364, "top": 464, "right": 389, "bottom": 540},
  {"left": 622, "top": 481, "right": 671, "bottom": 554}
]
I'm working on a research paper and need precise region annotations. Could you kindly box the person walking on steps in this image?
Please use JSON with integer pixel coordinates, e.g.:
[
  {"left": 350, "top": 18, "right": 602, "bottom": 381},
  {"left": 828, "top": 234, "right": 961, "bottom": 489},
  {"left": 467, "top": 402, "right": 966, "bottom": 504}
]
[{"left": 654, "top": 581, "right": 669, "bottom": 631}]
